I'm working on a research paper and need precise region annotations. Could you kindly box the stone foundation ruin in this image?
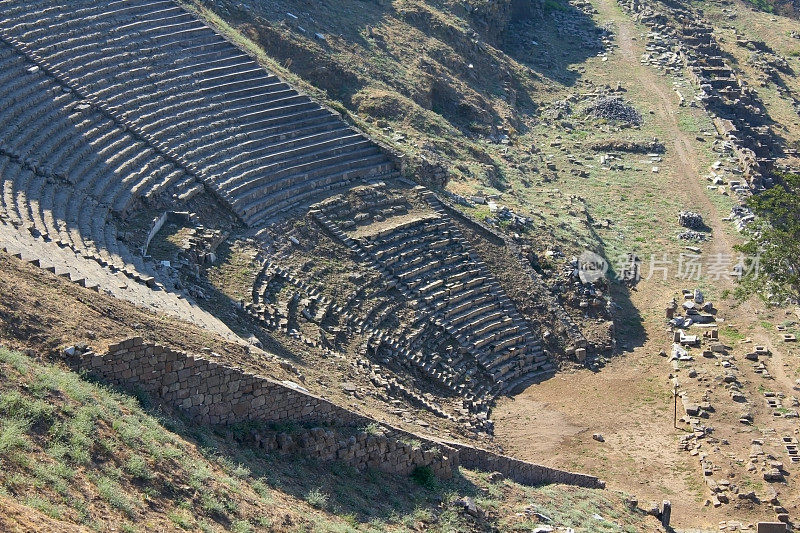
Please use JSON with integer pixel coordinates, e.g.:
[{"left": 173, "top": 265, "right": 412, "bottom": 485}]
[
  {"left": 0, "top": 0, "right": 597, "bottom": 485},
  {"left": 75, "top": 338, "right": 604, "bottom": 488}
]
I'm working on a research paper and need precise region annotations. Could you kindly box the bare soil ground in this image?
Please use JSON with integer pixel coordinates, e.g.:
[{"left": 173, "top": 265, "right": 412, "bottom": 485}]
[
  {"left": 0, "top": 343, "right": 664, "bottom": 532},
  {"left": 0, "top": 254, "right": 253, "bottom": 363},
  {"left": 493, "top": 0, "right": 799, "bottom": 530},
  {"left": 0, "top": 497, "right": 90, "bottom": 533}
]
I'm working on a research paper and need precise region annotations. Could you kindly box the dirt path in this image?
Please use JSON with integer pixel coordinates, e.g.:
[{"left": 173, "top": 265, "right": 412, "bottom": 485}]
[
  {"left": 609, "top": 0, "right": 733, "bottom": 257},
  {"left": 493, "top": 0, "right": 794, "bottom": 530},
  {"left": 610, "top": 7, "right": 798, "bottom": 398}
]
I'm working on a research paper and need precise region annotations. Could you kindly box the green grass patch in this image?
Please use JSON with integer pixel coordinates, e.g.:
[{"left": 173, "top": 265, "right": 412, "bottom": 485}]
[
  {"left": 305, "top": 487, "right": 330, "bottom": 509},
  {"left": 24, "top": 495, "right": 62, "bottom": 519},
  {"left": 744, "top": 0, "right": 775, "bottom": 13}
]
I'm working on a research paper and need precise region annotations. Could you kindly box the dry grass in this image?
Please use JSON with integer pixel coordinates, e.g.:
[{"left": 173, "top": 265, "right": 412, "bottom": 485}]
[{"left": 0, "top": 347, "right": 658, "bottom": 532}]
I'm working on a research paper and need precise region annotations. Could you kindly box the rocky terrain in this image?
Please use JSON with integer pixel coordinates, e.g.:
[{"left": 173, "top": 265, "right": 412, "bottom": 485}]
[{"left": 0, "top": 0, "right": 799, "bottom": 531}]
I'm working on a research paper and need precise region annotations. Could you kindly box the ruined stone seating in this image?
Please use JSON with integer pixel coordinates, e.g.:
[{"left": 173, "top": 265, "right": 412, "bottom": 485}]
[
  {"left": 0, "top": 0, "right": 398, "bottom": 224},
  {"left": 0, "top": 41, "right": 202, "bottom": 288},
  {"left": 0, "top": 215, "right": 234, "bottom": 338},
  {"left": 309, "top": 185, "right": 554, "bottom": 399},
  {"left": 366, "top": 217, "right": 548, "bottom": 391}
]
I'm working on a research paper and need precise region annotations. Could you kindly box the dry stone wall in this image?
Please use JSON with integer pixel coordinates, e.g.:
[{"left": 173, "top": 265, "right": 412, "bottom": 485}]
[
  {"left": 85, "top": 338, "right": 364, "bottom": 427},
  {"left": 77, "top": 338, "right": 603, "bottom": 488},
  {"left": 250, "top": 427, "right": 455, "bottom": 478},
  {"left": 78, "top": 337, "right": 455, "bottom": 478},
  {"left": 446, "top": 441, "right": 605, "bottom": 488}
]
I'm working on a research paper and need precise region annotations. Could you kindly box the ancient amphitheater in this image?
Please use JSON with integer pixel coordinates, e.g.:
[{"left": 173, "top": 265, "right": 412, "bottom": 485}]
[
  {"left": 8, "top": 0, "right": 800, "bottom": 529},
  {"left": 0, "top": 0, "right": 591, "bottom": 479}
]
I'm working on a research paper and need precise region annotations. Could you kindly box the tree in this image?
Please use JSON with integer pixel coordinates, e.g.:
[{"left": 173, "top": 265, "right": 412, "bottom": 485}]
[{"left": 735, "top": 172, "right": 800, "bottom": 303}]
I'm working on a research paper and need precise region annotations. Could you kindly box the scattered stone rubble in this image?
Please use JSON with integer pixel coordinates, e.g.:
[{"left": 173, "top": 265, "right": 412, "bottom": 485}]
[
  {"left": 618, "top": 0, "right": 781, "bottom": 193},
  {"left": 583, "top": 96, "right": 643, "bottom": 126},
  {"left": 678, "top": 211, "right": 705, "bottom": 230},
  {"left": 678, "top": 230, "right": 707, "bottom": 241},
  {"left": 728, "top": 205, "right": 756, "bottom": 232},
  {"left": 665, "top": 287, "right": 795, "bottom": 525}
]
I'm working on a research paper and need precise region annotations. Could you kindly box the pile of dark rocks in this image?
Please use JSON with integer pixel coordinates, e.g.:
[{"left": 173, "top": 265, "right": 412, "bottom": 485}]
[
  {"left": 584, "top": 96, "right": 643, "bottom": 125},
  {"left": 678, "top": 211, "right": 705, "bottom": 229}
]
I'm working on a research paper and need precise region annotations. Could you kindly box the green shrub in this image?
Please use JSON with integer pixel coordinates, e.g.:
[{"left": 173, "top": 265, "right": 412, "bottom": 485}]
[
  {"left": 251, "top": 478, "right": 272, "bottom": 501},
  {"left": 72, "top": 499, "right": 90, "bottom": 524},
  {"left": 188, "top": 462, "right": 212, "bottom": 491},
  {"left": 24, "top": 496, "right": 62, "bottom": 519},
  {"left": 200, "top": 491, "right": 226, "bottom": 516},
  {"left": 231, "top": 520, "right": 253, "bottom": 533},
  {"left": 168, "top": 510, "right": 194, "bottom": 530},
  {"left": 363, "top": 422, "right": 383, "bottom": 436},
  {"left": 95, "top": 475, "right": 136, "bottom": 517},
  {"left": 253, "top": 516, "right": 272, "bottom": 528},
  {"left": 228, "top": 461, "right": 250, "bottom": 479},
  {"left": 32, "top": 461, "right": 73, "bottom": 495},
  {"left": 0, "top": 418, "right": 31, "bottom": 453},
  {"left": 0, "top": 347, "right": 30, "bottom": 374},
  {"left": 4, "top": 472, "right": 30, "bottom": 493},
  {"left": 305, "top": 487, "right": 329, "bottom": 509},
  {"left": 124, "top": 454, "right": 152, "bottom": 481},
  {"left": 410, "top": 466, "right": 436, "bottom": 489},
  {"left": 744, "top": 0, "right": 775, "bottom": 12},
  {"left": 0, "top": 390, "right": 54, "bottom": 422}
]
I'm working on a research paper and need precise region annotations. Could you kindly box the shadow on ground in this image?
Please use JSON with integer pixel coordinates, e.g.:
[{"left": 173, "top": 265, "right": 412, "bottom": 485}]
[
  {"left": 153, "top": 405, "right": 482, "bottom": 527},
  {"left": 201, "top": 0, "right": 604, "bottom": 135},
  {"left": 502, "top": 0, "right": 608, "bottom": 87},
  {"left": 585, "top": 225, "right": 648, "bottom": 357}
]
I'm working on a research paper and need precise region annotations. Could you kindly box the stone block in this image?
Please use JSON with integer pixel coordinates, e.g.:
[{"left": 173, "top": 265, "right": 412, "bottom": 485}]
[{"left": 757, "top": 523, "right": 787, "bottom": 533}]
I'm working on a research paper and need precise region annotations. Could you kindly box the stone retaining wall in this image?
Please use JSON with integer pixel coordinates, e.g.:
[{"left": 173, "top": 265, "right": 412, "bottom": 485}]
[
  {"left": 250, "top": 427, "right": 455, "bottom": 478},
  {"left": 82, "top": 338, "right": 366, "bottom": 427},
  {"left": 78, "top": 338, "right": 603, "bottom": 488},
  {"left": 78, "top": 338, "right": 456, "bottom": 478},
  {"left": 445, "top": 441, "right": 604, "bottom": 489}
]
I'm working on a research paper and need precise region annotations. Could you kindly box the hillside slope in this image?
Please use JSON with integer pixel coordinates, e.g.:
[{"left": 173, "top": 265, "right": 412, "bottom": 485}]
[
  {"left": 0, "top": 346, "right": 661, "bottom": 532},
  {"left": 190, "top": 0, "right": 608, "bottom": 190}
]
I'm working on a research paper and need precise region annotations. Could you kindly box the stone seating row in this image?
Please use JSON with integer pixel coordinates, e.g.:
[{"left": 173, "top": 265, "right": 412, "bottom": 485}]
[
  {"left": 0, "top": 42, "right": 213, "bottom": 288},
  {"left": 310, "top": 189, "right": 553, "bottom": 398},
  {"left": 0, "top": 0, "right": 398, "bottom": 224},
  {"left": 0, "top": 216, "right": 235, "bottom": 338}
]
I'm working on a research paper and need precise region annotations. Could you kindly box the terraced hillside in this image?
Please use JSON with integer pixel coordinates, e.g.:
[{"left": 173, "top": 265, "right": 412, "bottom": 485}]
[
  {"left": 0, "top": 0, "right": 579, "bottom": 442},
  {"left": 6, "top": 0, "right": 800, "bottom": 530},
  {"left": 0, "top": 0, "right": 396, "bottom": 227}
]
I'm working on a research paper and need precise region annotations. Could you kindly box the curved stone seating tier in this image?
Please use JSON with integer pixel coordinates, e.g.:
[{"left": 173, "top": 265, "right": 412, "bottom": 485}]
[
  {"left": 0, "top": 217, "right": 237, "bottom": 340},
  {"left": 0, "top": 0, "right": 398, "bottom": 224},
  {"left": 0, "top": 37, "right": 217, "bottom": 294},
  {"left": 247, "top": 259, "right": 490, "bottom": 410},
  {"left": 310, "top": 189, "right": 554, "bottom": 399},
  {"left": 0, "top": 153, "right": 145, "bottom": 280},
  {"left": 0, "top": 41, "right": 192, "bottom": 219}
]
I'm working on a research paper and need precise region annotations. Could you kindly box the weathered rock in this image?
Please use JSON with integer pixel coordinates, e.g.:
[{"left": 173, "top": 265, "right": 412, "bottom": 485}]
[{"left": 678, "top": 211, "right": 705, "bottom": 230}]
